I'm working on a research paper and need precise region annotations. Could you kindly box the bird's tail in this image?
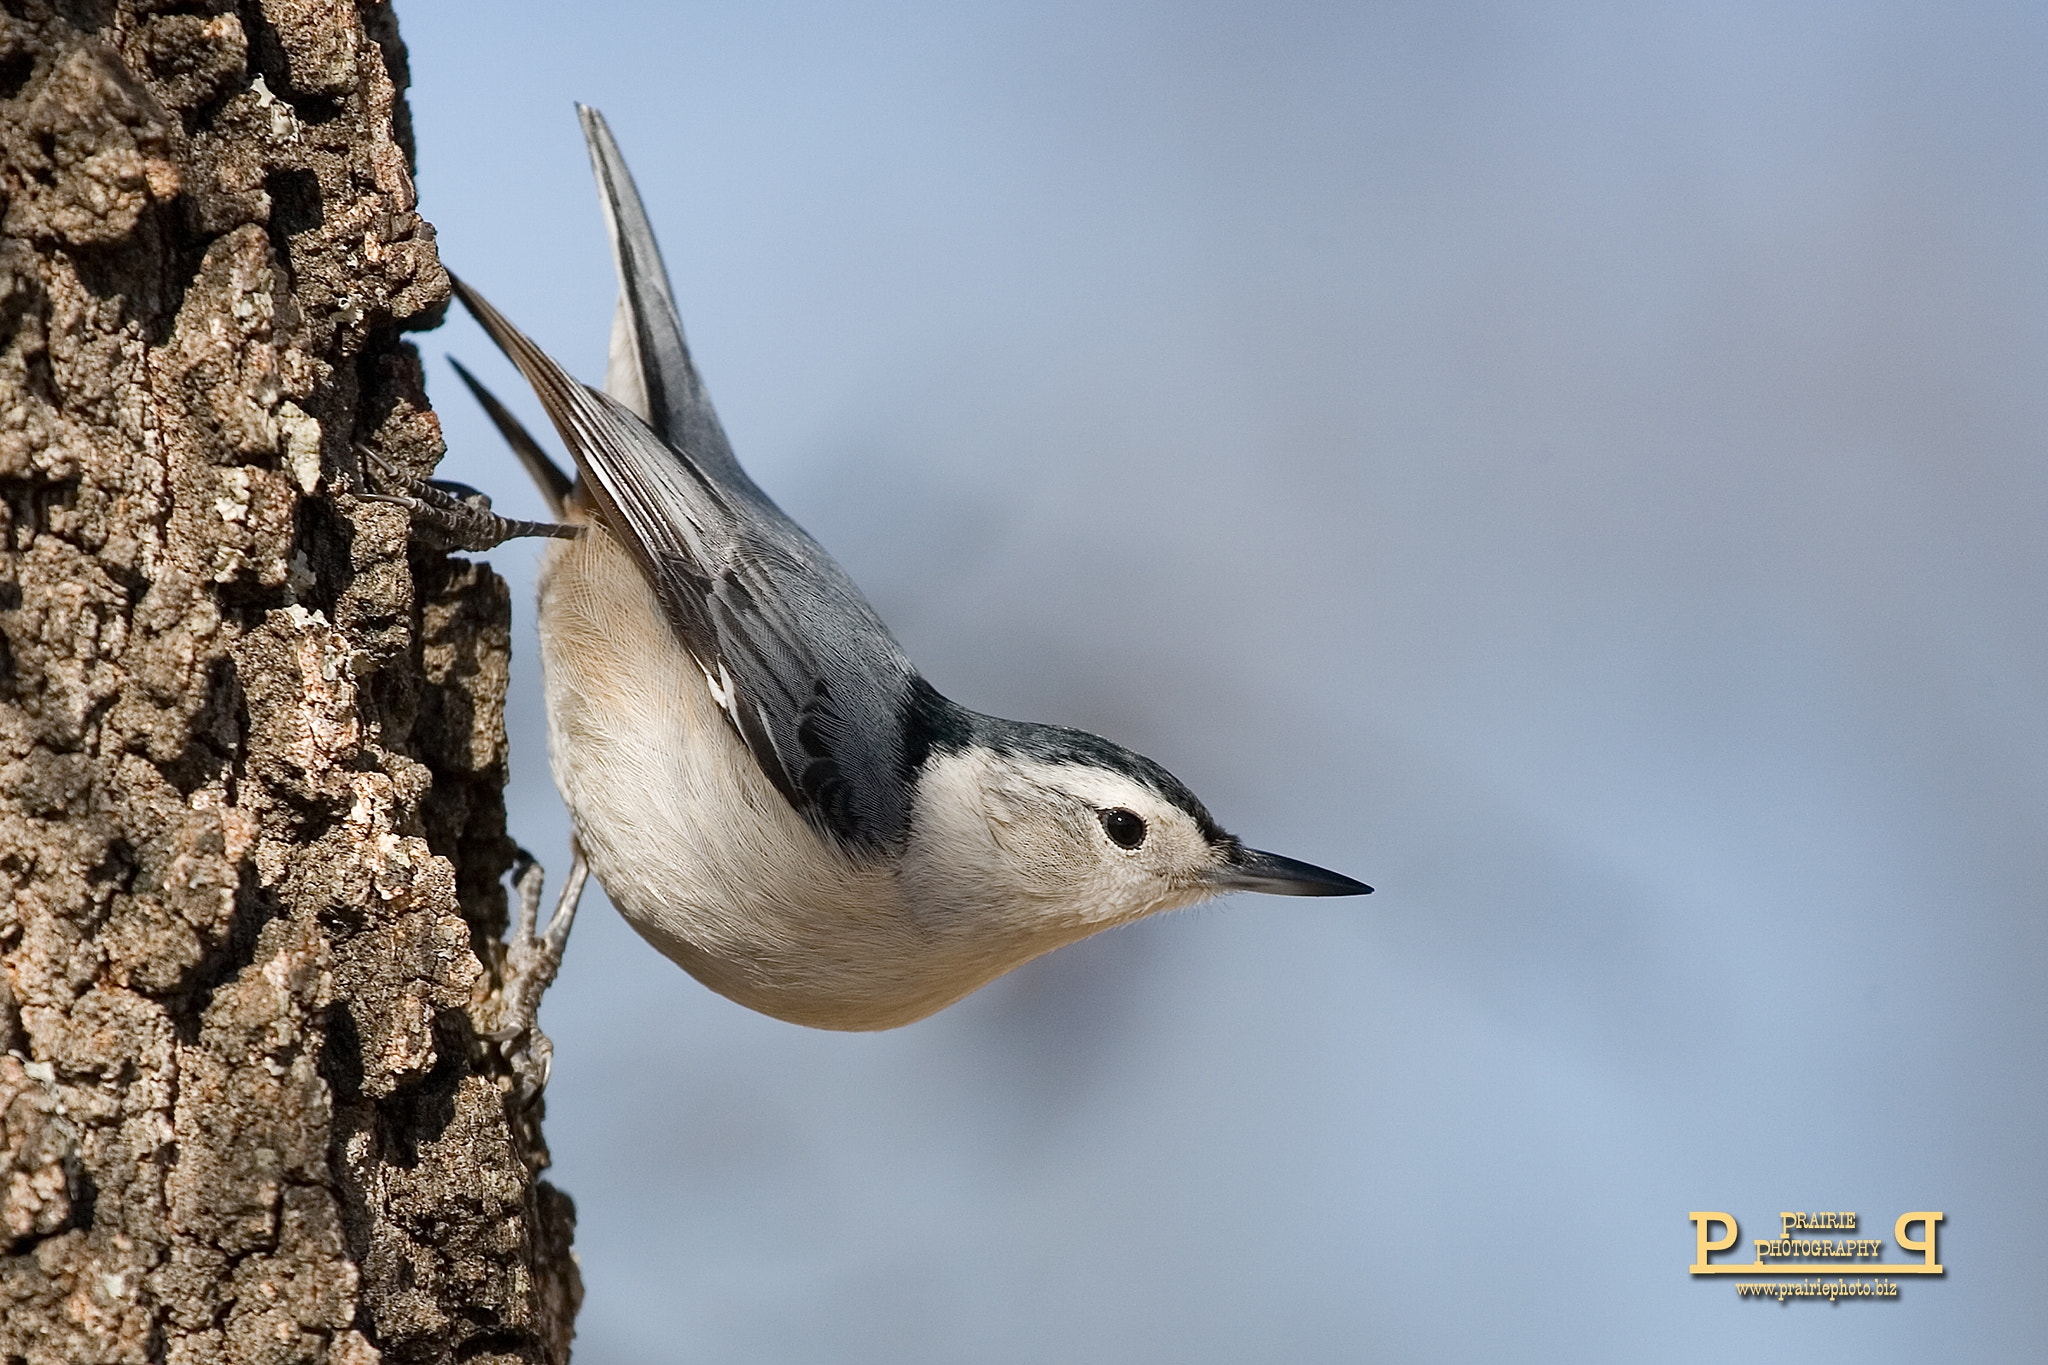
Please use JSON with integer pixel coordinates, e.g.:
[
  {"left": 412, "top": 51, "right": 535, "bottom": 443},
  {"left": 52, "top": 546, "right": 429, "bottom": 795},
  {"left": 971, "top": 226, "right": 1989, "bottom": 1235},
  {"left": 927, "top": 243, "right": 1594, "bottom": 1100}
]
[
  {"left": 446, "top": 354, "right": 576, "bottom": 517},
  {"left": 577, "top": 104, "right": 758, "bottom": 498}
]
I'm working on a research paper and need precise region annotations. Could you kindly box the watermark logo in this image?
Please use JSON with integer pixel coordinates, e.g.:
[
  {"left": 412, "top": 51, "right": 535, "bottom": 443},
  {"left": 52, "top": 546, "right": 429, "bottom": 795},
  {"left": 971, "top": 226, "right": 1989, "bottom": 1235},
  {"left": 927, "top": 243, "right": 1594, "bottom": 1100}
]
[{"left": 1689, "top": 1211, "right": 1943, "bottom": 1301}]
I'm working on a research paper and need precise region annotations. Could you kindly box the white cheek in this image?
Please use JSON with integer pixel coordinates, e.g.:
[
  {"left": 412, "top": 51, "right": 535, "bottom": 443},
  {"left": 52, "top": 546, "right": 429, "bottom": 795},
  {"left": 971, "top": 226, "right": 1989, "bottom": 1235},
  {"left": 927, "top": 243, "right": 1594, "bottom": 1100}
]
[
  {"left": 900, "top": 749, "right": 1079, "bottom": 927},
  {"left": 909, "top": 753, "right": 1215, "bottom": 928}
]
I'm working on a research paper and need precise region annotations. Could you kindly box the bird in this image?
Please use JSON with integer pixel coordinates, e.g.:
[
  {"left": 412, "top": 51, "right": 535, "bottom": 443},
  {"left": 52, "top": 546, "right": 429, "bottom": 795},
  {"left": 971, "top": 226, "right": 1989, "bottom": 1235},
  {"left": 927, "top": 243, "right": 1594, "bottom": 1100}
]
[{"left": 414, "top": 105, "right": 1370, "bottom": 1037}]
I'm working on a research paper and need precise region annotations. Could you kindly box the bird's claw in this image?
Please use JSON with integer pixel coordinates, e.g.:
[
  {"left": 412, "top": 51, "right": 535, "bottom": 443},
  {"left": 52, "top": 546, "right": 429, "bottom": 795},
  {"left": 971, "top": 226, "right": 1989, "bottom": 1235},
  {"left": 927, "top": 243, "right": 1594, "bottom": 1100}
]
[
  {"left": 485, "top": 843, "right": 588, "bottom": 1103},
  {"left": 358, "top": 444, "right": 581, "bottom": 552}
]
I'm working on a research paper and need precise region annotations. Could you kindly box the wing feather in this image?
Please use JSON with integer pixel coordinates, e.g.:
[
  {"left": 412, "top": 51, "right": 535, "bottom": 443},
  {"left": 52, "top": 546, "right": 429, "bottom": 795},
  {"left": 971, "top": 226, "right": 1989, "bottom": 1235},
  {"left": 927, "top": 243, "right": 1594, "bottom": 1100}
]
[{"left": 452, "top": 276, "right": 919, "bottom": 853}]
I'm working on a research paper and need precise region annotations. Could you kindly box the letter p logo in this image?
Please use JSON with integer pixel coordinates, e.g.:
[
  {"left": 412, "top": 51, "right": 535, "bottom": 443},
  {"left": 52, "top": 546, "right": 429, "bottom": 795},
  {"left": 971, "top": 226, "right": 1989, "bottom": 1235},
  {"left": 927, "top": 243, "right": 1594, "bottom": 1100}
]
[
  {"left": 1690, "top": 1212, "right": 1738, "bottom": 1273},
  {"left": 1895, "top": 1212, "right": 1944, "bottom": 1273}
]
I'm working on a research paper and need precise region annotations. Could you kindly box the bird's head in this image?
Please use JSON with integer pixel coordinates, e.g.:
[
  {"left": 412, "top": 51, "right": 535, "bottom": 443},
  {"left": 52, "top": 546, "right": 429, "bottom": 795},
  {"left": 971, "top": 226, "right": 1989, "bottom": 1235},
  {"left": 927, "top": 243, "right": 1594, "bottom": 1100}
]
[{"left": 904, "top": 714, "right": 1369, "bottom": 945}]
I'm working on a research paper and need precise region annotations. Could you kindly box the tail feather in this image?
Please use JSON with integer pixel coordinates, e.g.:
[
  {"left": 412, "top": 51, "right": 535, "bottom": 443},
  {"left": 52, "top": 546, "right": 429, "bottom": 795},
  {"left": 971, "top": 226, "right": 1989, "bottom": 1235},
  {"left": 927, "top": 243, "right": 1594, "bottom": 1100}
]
[
  {"left": 577, "top": 104, "right": 759, "bottom": 498},
  {"left": 447, "top": 354, "right": 576, "bottom": 516},
  {"left": 449, "top": 273, "right": 691, "bottom": 596}
]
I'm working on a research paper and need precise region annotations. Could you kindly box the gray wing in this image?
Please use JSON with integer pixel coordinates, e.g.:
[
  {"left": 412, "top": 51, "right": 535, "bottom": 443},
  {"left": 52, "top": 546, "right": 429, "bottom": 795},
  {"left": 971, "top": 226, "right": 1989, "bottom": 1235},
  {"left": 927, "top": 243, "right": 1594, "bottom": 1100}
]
[{"left": 454, "top": 275, "right": 922, "bottom": 853}]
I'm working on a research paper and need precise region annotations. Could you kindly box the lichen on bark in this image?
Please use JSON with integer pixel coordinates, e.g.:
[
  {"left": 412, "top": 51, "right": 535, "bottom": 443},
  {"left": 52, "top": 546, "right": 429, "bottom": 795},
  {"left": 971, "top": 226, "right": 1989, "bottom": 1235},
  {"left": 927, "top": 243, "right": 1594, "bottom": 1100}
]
[{"left": 0, "top": 3, "right": 580, "bottom": 1362}]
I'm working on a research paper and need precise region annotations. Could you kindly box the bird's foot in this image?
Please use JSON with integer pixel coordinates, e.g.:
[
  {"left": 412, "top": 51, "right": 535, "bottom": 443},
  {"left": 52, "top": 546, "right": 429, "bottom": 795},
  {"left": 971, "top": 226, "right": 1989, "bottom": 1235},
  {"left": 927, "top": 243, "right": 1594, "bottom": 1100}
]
[
  {"left": 484, "top": 843, "right": 588, "bottom": 1102},
  {"left": 358, "top": 446, "right": 581, "bottom": 552}
]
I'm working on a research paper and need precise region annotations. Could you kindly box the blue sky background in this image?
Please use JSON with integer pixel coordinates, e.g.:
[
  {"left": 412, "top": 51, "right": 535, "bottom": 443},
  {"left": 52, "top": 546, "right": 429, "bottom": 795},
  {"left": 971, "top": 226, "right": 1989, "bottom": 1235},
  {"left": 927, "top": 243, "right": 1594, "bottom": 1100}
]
[{"left": 395, "top": 4, "right": 2045, "bottom": 1360}]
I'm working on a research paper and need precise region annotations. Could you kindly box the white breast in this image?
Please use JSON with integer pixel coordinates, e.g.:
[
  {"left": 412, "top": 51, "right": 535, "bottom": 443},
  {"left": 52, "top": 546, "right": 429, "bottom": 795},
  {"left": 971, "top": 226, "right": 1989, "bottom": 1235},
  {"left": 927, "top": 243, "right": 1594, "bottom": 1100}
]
[{"left": 535, "top": 520, "right": 1044, "bottom": 1029}]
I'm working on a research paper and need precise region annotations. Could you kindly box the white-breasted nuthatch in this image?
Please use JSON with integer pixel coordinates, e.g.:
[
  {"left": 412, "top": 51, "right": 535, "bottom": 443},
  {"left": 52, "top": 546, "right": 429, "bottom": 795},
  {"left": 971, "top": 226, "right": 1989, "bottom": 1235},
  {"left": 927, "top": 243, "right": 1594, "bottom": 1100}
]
[{"left": 415, "top": 106, "right": 1369, "bottom": 1037}]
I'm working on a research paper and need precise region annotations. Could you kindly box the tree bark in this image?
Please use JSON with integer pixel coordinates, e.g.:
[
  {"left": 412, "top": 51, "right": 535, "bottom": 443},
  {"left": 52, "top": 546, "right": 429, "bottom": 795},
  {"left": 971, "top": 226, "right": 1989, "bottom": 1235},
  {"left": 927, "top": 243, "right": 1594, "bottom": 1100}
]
[{"left": 0, "top": 2, "right": 580, "bottom": 1361}]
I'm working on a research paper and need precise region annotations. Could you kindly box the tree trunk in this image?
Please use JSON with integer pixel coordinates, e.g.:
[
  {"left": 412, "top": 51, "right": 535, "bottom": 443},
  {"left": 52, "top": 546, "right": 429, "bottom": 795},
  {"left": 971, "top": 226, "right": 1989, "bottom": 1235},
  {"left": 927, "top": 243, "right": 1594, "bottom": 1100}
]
[{"left": 0, "top": 3, "right": 580, "bottom": 1361}]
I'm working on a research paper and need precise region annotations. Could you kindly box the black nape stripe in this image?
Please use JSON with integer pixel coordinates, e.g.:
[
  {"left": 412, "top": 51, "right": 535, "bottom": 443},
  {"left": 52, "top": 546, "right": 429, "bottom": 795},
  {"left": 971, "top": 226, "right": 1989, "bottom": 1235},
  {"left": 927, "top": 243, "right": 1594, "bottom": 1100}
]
[
  {"left": 900, "top": 676, "right": 1235, "bottom": 847},
  {"left": 900, "top": 675, "right": 976, "bottom": 780}
]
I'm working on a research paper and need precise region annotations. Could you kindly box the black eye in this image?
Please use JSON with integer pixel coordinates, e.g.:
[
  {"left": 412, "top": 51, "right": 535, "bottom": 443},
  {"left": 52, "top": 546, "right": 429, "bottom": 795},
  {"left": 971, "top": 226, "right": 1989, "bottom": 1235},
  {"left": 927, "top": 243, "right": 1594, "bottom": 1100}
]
[{"left": 1100, "top": 807, "right": 1147, "bottom": 849}]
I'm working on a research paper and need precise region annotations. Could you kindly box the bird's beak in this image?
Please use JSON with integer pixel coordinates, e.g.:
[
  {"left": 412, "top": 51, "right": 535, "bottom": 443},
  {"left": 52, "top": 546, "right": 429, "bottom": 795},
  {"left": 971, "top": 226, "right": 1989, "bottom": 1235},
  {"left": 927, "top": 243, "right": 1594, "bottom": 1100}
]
[{"left": 1208, "top": 846, "right": 1372, "bottom": 897}]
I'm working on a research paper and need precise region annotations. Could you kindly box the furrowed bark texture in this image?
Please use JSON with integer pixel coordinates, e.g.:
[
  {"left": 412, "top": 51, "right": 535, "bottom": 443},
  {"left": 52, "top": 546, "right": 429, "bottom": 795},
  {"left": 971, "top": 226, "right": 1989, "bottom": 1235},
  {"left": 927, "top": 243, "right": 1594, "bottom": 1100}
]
[{"left": 0, "top": 3, "right": 581, "bottom": 1361}]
